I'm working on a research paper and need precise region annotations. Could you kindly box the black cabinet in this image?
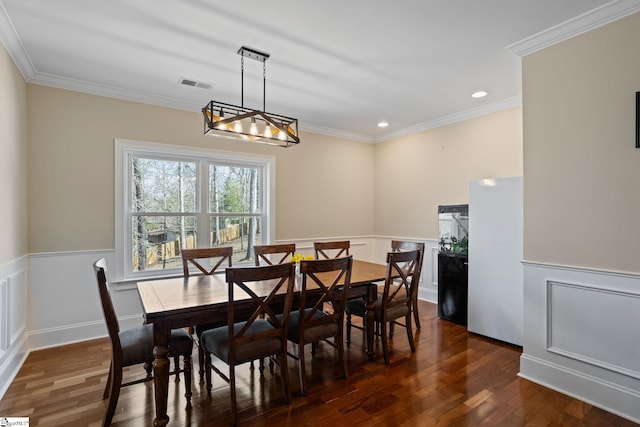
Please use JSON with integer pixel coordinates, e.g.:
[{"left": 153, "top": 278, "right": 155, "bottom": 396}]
[{"left": 437, "top": 253, "right": 468, "bottom": 326}]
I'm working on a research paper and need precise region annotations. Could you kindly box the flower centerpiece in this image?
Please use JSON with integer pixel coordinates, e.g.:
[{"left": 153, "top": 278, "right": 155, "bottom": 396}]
[{"left": 289, "top": 253, "right": 313, "bottom": 275}]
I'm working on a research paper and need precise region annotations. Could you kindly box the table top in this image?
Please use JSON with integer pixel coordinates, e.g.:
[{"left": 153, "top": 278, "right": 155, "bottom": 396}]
[{"left": 137, "top": 259, "right": 388, "bottom": 319}]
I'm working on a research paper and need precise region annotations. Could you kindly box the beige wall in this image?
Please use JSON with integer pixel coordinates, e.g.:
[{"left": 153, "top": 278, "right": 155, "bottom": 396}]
[
  {"left": 0, "top": 42, "right": 28, "bottom": 264},
  {"left": 26, "top": 85, "right": 375, "bottom": 253},
  {"left": 374, "top": 107, "right": 523, "bottom": 239},
  {"left": 523, "top": 12, "right": 640, "bottom": 273}
]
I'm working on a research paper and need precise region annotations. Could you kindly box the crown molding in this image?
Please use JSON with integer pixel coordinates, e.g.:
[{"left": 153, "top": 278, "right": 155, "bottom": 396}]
[
  {"left": 374, "top": 95, "right": 523, "bottom": 143},
  {"left": 27, "top": 70, "right": 204, "bottom": 112},
  {"left": 0, "top": 1, "right": 35, "bottom": 77},
  {"left": 507, "top": 0, "right": 640, "bottom": 57},
  {"left": 299, "top": 123, "right": 374, "bottom": 143}
]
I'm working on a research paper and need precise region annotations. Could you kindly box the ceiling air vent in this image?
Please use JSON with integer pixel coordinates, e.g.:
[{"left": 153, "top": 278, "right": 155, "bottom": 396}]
[{"left": 179, "top": 77, "right": 213, "bottom": 90}]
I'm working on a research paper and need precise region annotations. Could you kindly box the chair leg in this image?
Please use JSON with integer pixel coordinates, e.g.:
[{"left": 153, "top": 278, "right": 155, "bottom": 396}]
[
  {"left": 173, "top": 355, "right": 180, "bottom": 381},
  {"left": 143, "top": 360, "right": 153, "bottom": 378},
  {"left": 205, "top": 352, "right": 213, "bottom": 394},
  {"left": 279, "top": 349, "right": 291, "bottom": 404},
  {"left": 103, "top": 364, "right": 122, "bottom": 427},
  {"left": 413, "top": 293, "right": 421, "bottom": 329},
  {"left": 336, "top": 330, "right": 348, "bottom": 380},
  {"left": 230, "top": 365, "right": 237, "bottom": 427},
  {"left": 297, "top": 342, "right": 307, "bottom": 396},
  {"left": 198, "top": 342, "right": 205, "bottom": 383},
  {"left": 380, "top": 321, "right": 391, "bottom": 365},
  {"left": 183, "top": 355, "right": 193, "bottom": 408},
  {"left": 362, "top": 316, "right": 368, "bottom": 351},
  {"left": 103, "top": 361, "right": 113, "bottom": 399},
  {"left": 405, "top": 314, "right": 416, "bottom": 352},
  {"left": 346, "top": 312, "right": 352, "bottom": 347}
]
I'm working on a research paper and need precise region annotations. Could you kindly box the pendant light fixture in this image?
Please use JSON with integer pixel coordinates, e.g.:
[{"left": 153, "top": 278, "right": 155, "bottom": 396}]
[{"left": 202, "top": 46, "right": 299, "bottom": 147}]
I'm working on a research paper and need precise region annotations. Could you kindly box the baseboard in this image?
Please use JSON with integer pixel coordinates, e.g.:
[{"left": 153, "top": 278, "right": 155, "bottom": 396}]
[
  {"left": 419, "top": 287, "right": 437, "bottom": 304},
  {"left": 520, "top": 345, "right": 640, "bottom": 423}
]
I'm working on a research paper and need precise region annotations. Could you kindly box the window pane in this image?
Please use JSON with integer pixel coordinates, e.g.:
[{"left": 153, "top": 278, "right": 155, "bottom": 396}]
[
  {"left": 132, "top": 157, "right": 197, "bottom": 213},
  {"left": 132, "top": 215, "right": 196, "bottom": 271},
  {"left": 210, "top": 215, "right": 262, "bottom": 264},
  {"left": 209, "top": 164, "right": 262, "bottom": 213}
]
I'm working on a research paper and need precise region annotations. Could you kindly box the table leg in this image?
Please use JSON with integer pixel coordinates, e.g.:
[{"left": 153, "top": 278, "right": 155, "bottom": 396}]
[
  {"left": 365, "top": 283, "right": 376, "bottom": 360},
  {"left": 153, "top": 324, "right": 170, "bottom": 426}
]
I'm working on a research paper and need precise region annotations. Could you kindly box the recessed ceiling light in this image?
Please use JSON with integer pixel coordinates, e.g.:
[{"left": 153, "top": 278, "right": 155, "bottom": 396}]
[
  {"left": 377, "top": 121, "right": 389, "bottom": 128},
  {"left": 472, "top": 91, "right": 488, "bottom": 98}
]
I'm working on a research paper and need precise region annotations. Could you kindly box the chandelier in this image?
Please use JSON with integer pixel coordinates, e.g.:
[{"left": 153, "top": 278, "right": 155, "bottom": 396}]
[{"left": 202, "top": 46, "right": 299, "bottom": 147}]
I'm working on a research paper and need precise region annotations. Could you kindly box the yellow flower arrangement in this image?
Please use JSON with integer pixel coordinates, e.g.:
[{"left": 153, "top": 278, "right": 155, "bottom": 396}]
[{"left": 289, "top": 253, "right": 314, "bottom": 263}]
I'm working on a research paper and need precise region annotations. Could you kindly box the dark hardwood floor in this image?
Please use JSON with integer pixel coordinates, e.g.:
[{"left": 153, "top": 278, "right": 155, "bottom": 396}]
[{"left": 0, "top": 302, "right": 635, "bottom": 426}]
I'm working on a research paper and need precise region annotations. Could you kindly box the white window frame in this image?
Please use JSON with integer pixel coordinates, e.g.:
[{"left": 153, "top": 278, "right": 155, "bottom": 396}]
[{"left": 114, "top": 138, "right": 276, "bottom": 282}]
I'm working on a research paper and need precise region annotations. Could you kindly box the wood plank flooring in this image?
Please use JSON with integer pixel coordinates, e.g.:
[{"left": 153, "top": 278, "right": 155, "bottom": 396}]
[{"left": 0, "top": 302, "right": 635, "bottom": 426}]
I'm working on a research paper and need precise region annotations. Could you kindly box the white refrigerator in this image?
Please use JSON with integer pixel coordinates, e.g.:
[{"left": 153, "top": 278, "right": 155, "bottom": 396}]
[{"left": 468, "top": 176, "right": 523, "bottom": 346}]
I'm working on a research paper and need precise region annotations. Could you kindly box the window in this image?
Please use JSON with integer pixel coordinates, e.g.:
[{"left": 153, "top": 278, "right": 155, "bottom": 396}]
[{"left": 115, "top": 139, "right": 275, "bottom": 281}]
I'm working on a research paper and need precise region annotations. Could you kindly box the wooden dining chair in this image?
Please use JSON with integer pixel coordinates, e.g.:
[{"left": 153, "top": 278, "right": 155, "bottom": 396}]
[
  {"left": 182, "top": 247, "right": 233, "bottom": 276},
  {"left": 345, "top": 249, "right": 422, "bottom": 364},
  {"left": 93, "top": 258, "right": 193, "bottom": 426},
  {"left": 254, "top": 243, "right": 296, "bottom": 266},
  {"left": 286, "top": 256, "right": 353, "bottom": 395},
  {"left": 253, "top": 243, "right": 296, "bottom": 372},
  {"left": 314, "top": 240, "right": 350, "bottom": 260},
  {"left": 181, "top": 246, "right": 233, "bottom": 382},
  {"left": 200, "top": 263, "right": 296, "bottom": 426},
  {"left": 391, "top": 240, "right": 425, "bottom": 329}
]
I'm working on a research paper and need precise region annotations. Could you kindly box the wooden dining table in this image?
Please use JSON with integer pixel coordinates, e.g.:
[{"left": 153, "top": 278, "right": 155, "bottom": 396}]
[{"left": 137, "top": 259, "right": 389, "bottom": 426}]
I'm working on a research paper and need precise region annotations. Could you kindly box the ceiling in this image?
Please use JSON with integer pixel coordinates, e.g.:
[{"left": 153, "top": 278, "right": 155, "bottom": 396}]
[{"left": 1, "top": 0, "right": 639, "bottom": 143}]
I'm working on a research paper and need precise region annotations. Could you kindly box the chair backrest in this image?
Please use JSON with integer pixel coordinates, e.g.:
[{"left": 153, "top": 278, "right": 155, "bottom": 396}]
[
  {"left": 93, "top": 258, "right": 122, "bottom": 354},
  {"left": 391, "top": 240, "right": 425, "bottom": 253},
  {"left": 381, "top": 249, "right": 422, "bottom": 309},
  {"left": 391, "top": 240, "right": 425, "bottom": 279},
  {"left": 314, "top": 241, "right": 350, "bottom": 260},
  {"left": 182, "top": 247, "right": 233, "bottom": 277},
  {"left": 254, "top": 243, "right": 296, "bottom": 266},
  {"left": 225, "top": 263, "right": 296, "bottom": 362},
  {"left": 299, "top": 256, "right": 353, "bottom": 330}
]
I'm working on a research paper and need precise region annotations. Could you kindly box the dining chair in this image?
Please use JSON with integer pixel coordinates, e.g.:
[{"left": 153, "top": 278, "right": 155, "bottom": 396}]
[
  {"left": 286, "top": 256, "right": 353, "bottom": 395},
  {"left": 181, "top": 246, "right": 233, "bottom": 382},
  {"left": 254, "top": 243, "right": 296, "bottom": 266},
  {"left": 313, "top": 240, "right": 350, "bottom": 260},
  {"left": 93, "top": 258, "right": 193, "bottom": 427},
  {"left": 391, "top": 240, "right": 425, "bottom": 329},
  {"left": 200, "top": 263, "right": 296, "bottom": 426},
  {"left": 345, "top": 249, "right": 422, "bottom": 364},
  {"left": 182, "top": 247, "right": 233, "bottom": 276},
  {"left": 254, "top": 243, "right": 296, "bottom": 372}
]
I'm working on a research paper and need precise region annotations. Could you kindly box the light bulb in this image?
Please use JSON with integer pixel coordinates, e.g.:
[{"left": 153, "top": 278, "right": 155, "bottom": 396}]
[
  {"left": 233, "top": 120, "right": 243, "bottom": 133},
  {"left": 249, "top": 119, "right": 258, "bottom": 136},
  {"left": 278, "top": 128, "right": 287, "bottom": 141},
  {"left": 216, "top": 109, "right": 227, "bottom": 130},
  {"left": 264, "top": 124, "right": 272, "bottom": 138}
]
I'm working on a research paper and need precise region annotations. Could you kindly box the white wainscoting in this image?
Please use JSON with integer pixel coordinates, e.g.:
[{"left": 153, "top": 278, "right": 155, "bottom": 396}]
[
  {"left": 520, "top": 261, "right": 640, "bottom": 424},
  {"left": 0, "top": 256, "right": 28, "bottom": 399},
  {"left": 27, "top": 250, "right": 144, "bottom": 351}
]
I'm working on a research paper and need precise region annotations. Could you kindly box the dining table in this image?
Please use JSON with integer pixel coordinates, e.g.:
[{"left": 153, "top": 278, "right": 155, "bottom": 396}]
[{"left": 137, "top": 258, "right": 389, "bottom": 426}]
